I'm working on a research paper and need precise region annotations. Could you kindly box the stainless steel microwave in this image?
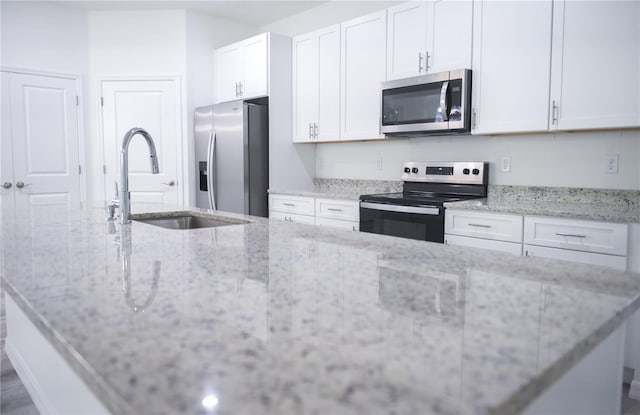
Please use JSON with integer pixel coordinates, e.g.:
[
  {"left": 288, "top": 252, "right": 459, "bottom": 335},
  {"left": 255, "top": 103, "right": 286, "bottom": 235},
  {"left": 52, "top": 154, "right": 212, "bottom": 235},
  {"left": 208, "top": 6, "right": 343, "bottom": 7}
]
[{"left": 380, "top": 69, "right": 471, "bottom": 136}]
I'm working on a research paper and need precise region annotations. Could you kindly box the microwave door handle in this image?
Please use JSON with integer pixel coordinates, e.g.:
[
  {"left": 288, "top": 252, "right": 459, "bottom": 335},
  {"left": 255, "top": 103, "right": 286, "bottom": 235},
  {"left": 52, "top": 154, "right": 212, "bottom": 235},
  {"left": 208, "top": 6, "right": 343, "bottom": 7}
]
[{"left": 439, "top": 81, "right": 449, "bottom": 121}]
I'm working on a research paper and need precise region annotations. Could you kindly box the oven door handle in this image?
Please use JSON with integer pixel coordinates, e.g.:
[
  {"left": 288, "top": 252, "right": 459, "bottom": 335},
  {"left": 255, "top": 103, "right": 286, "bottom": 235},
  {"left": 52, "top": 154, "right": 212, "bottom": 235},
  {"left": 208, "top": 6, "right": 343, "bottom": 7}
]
[{"left": 360, "top": 202, "right": 440, "bottom": 215}]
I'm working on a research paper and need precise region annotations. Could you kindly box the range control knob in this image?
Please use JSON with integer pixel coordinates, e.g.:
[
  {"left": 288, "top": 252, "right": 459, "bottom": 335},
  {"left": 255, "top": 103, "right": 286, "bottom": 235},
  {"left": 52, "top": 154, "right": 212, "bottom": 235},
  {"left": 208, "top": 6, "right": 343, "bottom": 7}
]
[
  {"left": 404, "top": 167, "right": 411, "bottom": 173},
  {"left": 463, "top": 168, "right": 470, "bottom": 175},
  {"left": 411, "top": 167, "right": 419, "bottom": 174},
  {"left": 472, "top": 168, "right": 480, "bottom": 175}
]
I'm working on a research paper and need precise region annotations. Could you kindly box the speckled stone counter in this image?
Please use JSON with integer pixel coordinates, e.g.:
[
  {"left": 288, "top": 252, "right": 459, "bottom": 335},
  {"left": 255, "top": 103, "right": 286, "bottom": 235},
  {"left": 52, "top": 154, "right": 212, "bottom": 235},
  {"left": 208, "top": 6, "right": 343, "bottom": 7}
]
[
  {"left": 2, "top": 204, "right": 640, "bottom": 415},
  {"left": 269, "top": 178, "right": 402, "bottom": 201},
  {"left": 445, "top": 185, "right": 640, "bottom": 223}
]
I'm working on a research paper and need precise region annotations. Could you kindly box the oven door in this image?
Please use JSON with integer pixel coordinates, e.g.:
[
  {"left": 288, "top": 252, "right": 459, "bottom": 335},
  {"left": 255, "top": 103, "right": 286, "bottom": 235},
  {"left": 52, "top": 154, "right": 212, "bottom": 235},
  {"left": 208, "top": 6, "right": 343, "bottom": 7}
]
[{"left": 359, "top": 202, "right": 444, "bottom": 243}]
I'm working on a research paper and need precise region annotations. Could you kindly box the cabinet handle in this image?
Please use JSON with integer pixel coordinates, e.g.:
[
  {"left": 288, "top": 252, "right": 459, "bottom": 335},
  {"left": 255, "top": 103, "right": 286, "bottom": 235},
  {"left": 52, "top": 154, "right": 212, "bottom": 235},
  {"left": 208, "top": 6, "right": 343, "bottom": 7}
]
[
  {"left": 552, "top": 100, "right": 559, "bottom": 125},
  {"left": 425, "top": 51, "right": 431, "bottom": 72},
  {"left": 283, "top": 203, "right": 295, "bottom": 207},
  {"left": 235, "top": 82, "right": 239, "bottom": 96},
  {"left": 555, "top": 232, "right": 586, "bottom": 238},
  {"left": 472, "top": 108, "right": 477, "bottom": 129},
  {"left": 162, "top": 180, "right": 175, "bottom": 186},
  {"left": 314, "top": 123, "right": 318, "bottom": 139},
  {"left": 418, "top": 52, "right": 424, "bottom": 73},
  {"left": 309, "top": 123, "right": 313, "bottom": 139},
  {"left": 525, "top": 250, "right": 529, "bottom": 256},
  {"left": 327, "top": 208, "right": 343, "bottom": 212},
  {"left": 352, "top": 225, "right": 357, "bottom": 231},
  {"left": 468, "top": 223, "right": 491, "bottom": 228},
  {"left": 239, "top": 82, "right": 243, "bottom": 96},
  {"left": 2, "top": 182, "right": 11, "bottom": 189}
]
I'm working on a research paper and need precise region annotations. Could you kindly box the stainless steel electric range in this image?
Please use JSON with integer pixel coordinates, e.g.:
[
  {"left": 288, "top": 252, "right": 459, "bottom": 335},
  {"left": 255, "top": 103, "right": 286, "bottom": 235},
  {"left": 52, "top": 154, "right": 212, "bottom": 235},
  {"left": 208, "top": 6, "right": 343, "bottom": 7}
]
[{"left": 359, "top": 161, "right": 488, "bottom": 243}]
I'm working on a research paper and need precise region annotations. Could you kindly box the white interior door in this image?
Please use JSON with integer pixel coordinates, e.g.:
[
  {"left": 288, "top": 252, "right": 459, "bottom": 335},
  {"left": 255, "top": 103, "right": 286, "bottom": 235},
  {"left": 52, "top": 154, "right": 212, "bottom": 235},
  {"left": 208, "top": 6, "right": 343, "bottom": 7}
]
[
  {"left": 101, "top": 79, "right": 181, "bottom": 207},
  {"left": 5, "top": 72, "right": 81, "bottom": 214}
]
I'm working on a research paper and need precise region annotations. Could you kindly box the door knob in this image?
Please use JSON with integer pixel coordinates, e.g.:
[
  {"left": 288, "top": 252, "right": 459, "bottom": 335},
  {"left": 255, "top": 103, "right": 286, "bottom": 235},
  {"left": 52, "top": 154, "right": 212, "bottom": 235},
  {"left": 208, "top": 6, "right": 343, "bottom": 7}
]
[
  {"left": 162, "top": 180, "right": 175, "bottom": 187},
  {"left": 15, "top": 181, "right": 30, "bottom": 189},
  {"left": 2, "top": 182, "right": 11, "bottom": 189}
]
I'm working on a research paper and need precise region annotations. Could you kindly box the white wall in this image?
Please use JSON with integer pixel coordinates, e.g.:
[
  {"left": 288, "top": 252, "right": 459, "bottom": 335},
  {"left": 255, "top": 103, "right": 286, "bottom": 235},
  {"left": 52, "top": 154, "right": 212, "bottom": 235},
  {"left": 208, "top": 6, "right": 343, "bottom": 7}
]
[
  {"left": 316, "top": 130, "right": 640, "bottom": 189},
  {"left": 0, "top": 1, "right": 88, "bottom": 75}
]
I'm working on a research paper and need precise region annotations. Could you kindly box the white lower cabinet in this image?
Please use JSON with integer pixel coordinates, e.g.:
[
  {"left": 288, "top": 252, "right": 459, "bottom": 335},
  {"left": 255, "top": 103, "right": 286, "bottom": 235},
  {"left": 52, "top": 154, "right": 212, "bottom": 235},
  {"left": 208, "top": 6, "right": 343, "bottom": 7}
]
[
  {"left": 445, "top": 210, "right": 523, "bottom": 255},
  {"left": 523, "top": 216, "right": 628, "bottom": 271},
  {"left": 445, "top": 234, "right": 522, "bottom": 256},
  {"left": 269, "top": 194, "right": 359, "bottom": 231},
  {"left": 446, "top": 210, "right": 630, "bottom": 270},
  {"left": 270, "top": 210, "right": 315, "bottom": 225},
  {"left": 523, "top": 244, "right": 627, "bottom": 271}
]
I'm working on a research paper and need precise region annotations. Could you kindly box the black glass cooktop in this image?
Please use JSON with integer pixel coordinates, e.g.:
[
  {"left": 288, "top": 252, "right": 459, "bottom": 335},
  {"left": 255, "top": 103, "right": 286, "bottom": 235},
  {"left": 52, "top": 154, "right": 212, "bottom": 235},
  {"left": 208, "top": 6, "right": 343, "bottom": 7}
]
[{"left": 359, "top": 191, "right": 476, "bottom": 207}]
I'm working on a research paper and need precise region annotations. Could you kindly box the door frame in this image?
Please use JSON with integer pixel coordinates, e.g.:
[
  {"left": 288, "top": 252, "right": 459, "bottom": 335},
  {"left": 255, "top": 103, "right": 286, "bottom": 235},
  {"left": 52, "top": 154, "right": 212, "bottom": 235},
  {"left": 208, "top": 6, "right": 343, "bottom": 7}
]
[
  {"left": 1, "top": 66, "right": 87, "bottom": 206},
  {"left": 96, "top": 75, "right": 186, "bottom": 207}
]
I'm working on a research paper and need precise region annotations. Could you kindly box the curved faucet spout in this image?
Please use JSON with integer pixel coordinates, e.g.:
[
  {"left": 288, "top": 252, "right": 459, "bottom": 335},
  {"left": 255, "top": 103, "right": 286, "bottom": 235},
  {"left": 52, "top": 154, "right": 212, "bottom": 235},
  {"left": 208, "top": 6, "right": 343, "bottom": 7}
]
[{"left": 120, "top": 127, "right": 160, "bottom": 224}]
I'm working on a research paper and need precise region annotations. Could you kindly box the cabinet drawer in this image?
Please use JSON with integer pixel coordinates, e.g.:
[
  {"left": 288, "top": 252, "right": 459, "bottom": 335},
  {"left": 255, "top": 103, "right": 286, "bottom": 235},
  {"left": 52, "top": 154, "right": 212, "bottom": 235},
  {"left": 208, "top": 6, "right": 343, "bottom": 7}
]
[
  {"left": 524, "top": 216, "right": 628, "bottom": 256},
  {"left": 445, "top": 210, "right": 523, "bottom": 243},
  {"left": 524, "top": 244, "right": 627, "bottom": 271},
  {"left": 269, "top": 210, "right": 315, "bottom": 225},
  {"left": 315, "top": 217, "right": 359, "bottom": 231},
  {"left": 445, "top": 234, "right": 522, "bottom": 256},
  {"left": 315, "top": 198, "right": 359, "bottom": 221},
  {"left": 269, "top": 194, "right": 315, "bottom": 216}
]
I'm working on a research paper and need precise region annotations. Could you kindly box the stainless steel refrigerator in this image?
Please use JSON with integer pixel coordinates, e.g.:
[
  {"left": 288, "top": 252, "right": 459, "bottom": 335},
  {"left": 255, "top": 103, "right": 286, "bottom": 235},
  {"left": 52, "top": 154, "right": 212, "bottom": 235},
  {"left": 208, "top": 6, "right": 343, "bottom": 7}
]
[{"left": 194, "top": 99, "right": 269, "bottom": 217}]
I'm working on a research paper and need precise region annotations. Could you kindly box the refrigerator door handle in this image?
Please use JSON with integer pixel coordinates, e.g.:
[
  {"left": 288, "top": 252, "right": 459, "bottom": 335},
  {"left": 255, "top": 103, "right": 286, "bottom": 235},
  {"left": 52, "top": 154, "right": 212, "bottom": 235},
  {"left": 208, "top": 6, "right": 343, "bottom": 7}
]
[{"left": 206, "top": 131, "right": 217, "bottom": 210}]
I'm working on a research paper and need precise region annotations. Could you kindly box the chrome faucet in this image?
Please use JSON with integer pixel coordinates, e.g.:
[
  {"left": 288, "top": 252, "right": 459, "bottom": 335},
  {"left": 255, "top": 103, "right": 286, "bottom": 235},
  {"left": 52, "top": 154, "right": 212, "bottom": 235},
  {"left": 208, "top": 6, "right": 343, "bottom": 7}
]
[{"left": 119, "top": 127, "right": 160, "bottom": 224}]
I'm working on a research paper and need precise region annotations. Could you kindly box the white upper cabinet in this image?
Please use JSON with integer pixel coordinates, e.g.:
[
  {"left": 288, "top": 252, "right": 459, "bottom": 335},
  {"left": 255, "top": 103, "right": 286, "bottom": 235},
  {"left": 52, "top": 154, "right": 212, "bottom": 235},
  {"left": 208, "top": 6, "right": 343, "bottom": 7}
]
[
  {"left": 316, "top": 26, "right": 341, "bottom": 142},
  {"left": 386, "top": 2, "right": 428, "bottom": 80},
  {"left": 215, "top": 33, "right": 268, "bottom": 104},
  {"left": 471, "top": 0, "right": 553, "bottom": 134},
  {"left": 341, "top": 10, "right": 387, "bottom": 140},
  {"left": 292, "top": 32, "right": 318, "bottom": 142},
  {"left": 427, "top": 0, "right": 472, "bottom": 73},
  {"left": 387, "top": 1, "right": 472, "bottom": 80},
  {"left": 549, "top": 0, "right": 640, "bottom": 131},
  {"left": 292, "top": 25, "right": 340, "bottom": 143}
]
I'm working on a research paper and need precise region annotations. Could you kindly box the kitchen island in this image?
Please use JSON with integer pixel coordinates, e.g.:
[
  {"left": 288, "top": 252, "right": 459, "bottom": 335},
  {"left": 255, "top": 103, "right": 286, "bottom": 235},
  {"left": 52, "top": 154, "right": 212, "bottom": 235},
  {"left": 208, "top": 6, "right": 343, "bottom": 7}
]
[{"left": 2, "top": 205, "right": 639, "bottom": 415}]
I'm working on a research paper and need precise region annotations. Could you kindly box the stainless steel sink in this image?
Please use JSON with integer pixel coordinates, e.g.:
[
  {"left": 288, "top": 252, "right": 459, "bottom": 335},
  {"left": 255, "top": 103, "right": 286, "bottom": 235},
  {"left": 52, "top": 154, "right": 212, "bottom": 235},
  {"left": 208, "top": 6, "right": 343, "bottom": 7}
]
[{"left": 132, "top": 212, "right": 251, "bottom": 230}]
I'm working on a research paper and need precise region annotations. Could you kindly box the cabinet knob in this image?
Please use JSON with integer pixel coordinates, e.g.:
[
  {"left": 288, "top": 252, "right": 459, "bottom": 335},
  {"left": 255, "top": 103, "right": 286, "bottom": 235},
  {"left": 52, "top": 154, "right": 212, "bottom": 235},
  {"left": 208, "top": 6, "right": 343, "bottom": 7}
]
[
  {"left": 15, "top": 181, "right": 30, "bottom": 189},
  {"left": 2, "top": 182, "right": 11, "bottom": 189}
]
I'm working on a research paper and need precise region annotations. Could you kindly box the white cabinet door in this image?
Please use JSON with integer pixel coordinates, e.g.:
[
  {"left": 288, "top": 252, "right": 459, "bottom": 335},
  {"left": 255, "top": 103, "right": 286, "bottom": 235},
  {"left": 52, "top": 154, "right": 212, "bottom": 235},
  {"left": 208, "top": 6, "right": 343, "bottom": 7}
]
[
  {"left": 427, "top": 0, "right": 473, "bottom": 73},
  {"left": 101, "top": 79, "right": 181, "bottom": 206},
  {"left": 6, "top": 72, "right": 82, "bottom": 213},
  {"left": 341, "top": 10, "right": 387, "bottom": 140},
  {"left": 316, "top": 25, "right": 341, "bottom": 142},
  {"left": 386, "top": 2, "right": 428, "bottom": 80},
  {"left": 471, "top": 0, "right": 553, "bottom": 134},
  {"left": 292, "top": 32, "right": 318, "bottom": 143},
  {"left": 241, "top": 34, "right": 268, "bottom": 100},
  {"left": 524, "top": 244, "right": 627, "bottom": 271},
  {"left": 549, "top": 0, "right": 640, "bottom": 131},
  {"left": 215, "top": 44, "right": 242, "bottom": 103}
]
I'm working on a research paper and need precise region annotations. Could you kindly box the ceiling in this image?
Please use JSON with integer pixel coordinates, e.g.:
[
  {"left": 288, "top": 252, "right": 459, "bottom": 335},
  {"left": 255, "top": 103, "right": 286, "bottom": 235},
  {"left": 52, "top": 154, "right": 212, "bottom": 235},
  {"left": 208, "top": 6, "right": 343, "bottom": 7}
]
[{"left": 61, "top": 0, "right": 329, "bottom": 27}]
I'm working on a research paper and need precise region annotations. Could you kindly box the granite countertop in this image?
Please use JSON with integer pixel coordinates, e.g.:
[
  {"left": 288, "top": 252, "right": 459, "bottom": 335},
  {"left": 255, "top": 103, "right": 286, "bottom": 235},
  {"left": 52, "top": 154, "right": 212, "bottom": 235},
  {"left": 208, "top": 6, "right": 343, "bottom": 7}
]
[
  {"left": 268, "top": 188, "right": 363, "bottom": 201},
  {"left": 269, "top": 178, "right": 403, "bottom": 201},
  {"left": 2, "top": 205, "right": 640, "bottom": 415},
  {"left": 444, "top": 186, "right": 640, "bottom": 223}
]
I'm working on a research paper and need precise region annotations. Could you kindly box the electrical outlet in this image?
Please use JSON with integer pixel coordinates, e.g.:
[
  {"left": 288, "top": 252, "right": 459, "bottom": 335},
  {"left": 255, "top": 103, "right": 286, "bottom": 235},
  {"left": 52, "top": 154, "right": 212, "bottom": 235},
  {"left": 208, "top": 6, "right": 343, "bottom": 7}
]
[
  {"left": 500, "top": 156, "right": 511, "bottom": 173},
  {"left": 604, "top": 154, "right": 619, "bottom": 174},
  {"left": 376, "top": 157, "right": 383, "bottom": 171}
]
